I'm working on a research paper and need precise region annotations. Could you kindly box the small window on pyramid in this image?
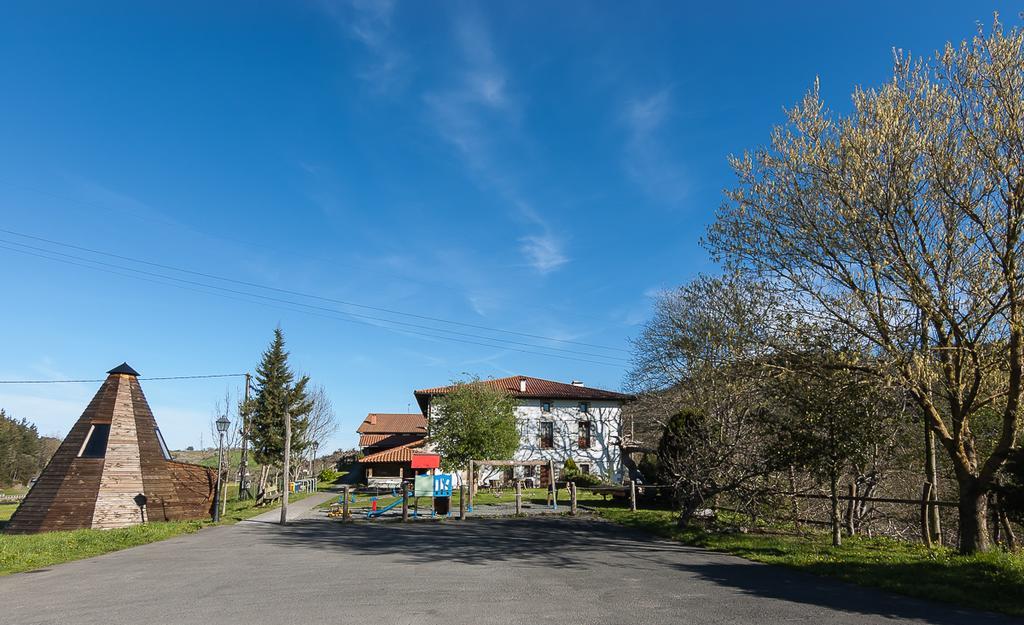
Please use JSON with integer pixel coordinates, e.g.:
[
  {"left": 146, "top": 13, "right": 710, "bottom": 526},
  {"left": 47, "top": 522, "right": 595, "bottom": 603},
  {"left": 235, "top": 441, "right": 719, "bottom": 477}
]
[
  {"left": 155, "top": 428, "right": 173, "bottom": 461},
  {"left": 79, "top": 424, "right": 111, "bottom": 458}
]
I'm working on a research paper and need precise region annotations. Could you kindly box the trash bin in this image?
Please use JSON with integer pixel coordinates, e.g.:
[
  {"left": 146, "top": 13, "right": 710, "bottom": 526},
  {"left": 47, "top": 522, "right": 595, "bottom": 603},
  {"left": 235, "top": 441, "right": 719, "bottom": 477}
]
[{"left": 434, "top": 496, "right": 450, "bottom": 515}]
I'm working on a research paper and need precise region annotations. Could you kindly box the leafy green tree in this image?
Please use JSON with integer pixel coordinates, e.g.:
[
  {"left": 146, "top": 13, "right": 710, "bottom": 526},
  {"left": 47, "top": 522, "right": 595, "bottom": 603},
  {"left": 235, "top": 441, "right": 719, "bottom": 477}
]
[
  {"left": 0, "top": 409, "right": 45, "bottom": 487},
  {"left": 428, "top": 378, "right": 519, "bottom": 472},
  {"left": 248, "top": 329, "right": 313, "bottom": 478},
  {"left": 708, "top": 20, "right": 1024, "bottom": 553}
]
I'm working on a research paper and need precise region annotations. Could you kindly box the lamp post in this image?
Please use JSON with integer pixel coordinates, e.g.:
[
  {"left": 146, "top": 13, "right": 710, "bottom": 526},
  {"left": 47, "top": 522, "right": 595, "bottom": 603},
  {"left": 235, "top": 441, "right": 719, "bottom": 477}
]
[{"left": 214, "top": 415, "right": 230, "bottom": 523}]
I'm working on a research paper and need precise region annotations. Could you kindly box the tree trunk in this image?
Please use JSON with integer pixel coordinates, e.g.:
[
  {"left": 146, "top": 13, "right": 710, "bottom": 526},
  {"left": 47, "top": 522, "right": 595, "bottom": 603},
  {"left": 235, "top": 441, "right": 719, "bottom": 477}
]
[
  {"left": 258, "top": 464, "right": 269, "bottom": 495},
  {"left": 957, "top": 483, "right": 990, "bottom": 554},
  {"left": 830, "top": 474, "right": 841, "bottom": 547}
]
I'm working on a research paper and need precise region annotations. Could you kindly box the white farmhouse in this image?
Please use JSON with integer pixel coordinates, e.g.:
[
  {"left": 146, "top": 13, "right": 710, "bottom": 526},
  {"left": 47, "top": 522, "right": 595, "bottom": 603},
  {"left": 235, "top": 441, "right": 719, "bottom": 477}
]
[{"left": 414, "top": 375, "right": 633, "bottom": 485}]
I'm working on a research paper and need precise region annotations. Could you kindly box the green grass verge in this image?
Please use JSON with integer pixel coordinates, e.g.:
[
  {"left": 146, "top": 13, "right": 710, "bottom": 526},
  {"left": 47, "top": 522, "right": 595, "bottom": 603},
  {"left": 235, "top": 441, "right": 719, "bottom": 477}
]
[
  {"left": 595, "top": 507, "right": 1024, "bottom": 617},
  {"left": 0, "top": 490, "right": 315, "bottom": 576},
  {"left": 0, "top": 520, "right": 203, "bottom": 576},
  {"left": 0, "top": 502, "right": 19, "bottom": 523}
]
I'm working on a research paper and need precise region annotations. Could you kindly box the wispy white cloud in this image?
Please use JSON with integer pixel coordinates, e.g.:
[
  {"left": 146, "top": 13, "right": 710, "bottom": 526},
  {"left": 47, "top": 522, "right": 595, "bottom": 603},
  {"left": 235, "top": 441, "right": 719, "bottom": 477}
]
[
  {"left": 318, "top": 0, "right": 406, "bottom": 92},
  {"left": 424, "top": 10, "right": 567, "bottom": 276},
  {"left": 623, "top": 88, "right": 689, "bottom": 207},
  {"left": 519, "top": 233, "right": 568, "bottom": 275}
]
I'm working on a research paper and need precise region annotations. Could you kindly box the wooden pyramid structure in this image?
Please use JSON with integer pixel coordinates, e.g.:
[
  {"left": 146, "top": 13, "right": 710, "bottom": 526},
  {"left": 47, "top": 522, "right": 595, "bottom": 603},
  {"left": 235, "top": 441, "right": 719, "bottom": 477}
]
[{"left": 6, "top": 364, "right": 218, "bottom": 533}]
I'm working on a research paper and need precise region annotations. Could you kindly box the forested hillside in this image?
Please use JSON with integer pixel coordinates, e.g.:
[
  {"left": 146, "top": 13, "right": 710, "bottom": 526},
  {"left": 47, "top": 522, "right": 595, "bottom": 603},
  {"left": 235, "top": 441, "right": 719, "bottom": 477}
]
[{"left": 0, "top": 409, "right": 59, "bottom": 487}]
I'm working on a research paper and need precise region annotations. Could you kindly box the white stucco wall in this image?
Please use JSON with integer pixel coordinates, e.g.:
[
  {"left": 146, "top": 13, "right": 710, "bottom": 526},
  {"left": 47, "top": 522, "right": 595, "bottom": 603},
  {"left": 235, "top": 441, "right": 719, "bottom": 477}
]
[{"left": 428, "top": 398, "right": 623, "bottom": 484}]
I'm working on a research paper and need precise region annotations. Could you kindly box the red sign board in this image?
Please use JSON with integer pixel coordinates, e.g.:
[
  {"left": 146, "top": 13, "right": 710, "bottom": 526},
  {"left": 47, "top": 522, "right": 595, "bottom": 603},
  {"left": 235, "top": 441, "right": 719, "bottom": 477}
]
[{"left": 410, "top": 453, "right": 441, "bottom": 469}]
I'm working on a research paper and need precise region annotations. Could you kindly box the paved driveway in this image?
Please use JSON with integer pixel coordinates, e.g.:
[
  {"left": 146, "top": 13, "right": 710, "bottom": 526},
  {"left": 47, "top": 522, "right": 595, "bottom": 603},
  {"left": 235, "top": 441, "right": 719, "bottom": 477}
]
[{"left": 0, "top": 515, "right": 1018, "bottom": 625}]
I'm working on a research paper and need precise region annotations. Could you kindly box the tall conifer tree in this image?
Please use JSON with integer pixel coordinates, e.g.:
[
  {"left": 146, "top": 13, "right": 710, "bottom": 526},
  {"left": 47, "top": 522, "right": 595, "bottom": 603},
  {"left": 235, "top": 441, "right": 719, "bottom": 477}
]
[{"left": 248, "top": 328, "right": 313, "bottom": 470}]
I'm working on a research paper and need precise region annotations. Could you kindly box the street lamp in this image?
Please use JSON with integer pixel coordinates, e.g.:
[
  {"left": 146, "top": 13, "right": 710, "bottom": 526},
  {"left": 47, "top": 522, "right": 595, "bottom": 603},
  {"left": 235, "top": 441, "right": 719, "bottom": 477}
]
[{"left": 213, "top": 415, "right": 230, "bottom": 522}]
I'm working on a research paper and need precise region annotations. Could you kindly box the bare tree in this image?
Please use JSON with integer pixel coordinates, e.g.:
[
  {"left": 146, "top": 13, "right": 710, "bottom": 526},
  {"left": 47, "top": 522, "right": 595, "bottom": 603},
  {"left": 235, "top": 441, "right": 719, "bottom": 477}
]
[
  {"left": 630, "top": 273, "right": 783, "bottom": 526},
  {"left": 708, "top": 20, "right": 1024, "bottom": 553},
  {"left": 303, "top": 385, "right": 338, "bottom": 477}
]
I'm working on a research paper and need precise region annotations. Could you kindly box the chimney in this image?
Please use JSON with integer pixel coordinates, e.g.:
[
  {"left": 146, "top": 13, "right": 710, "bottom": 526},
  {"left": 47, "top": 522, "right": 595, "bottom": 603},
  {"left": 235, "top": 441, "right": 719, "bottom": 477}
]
[
  {"left": 368, "top": 414, "right": 377, "bottom": 425},
  {"left": 571, "top": 380, "right": 584, "bottom": 387},
  {"left": 519, "top": 379, "right": 527, "bottom": 393}
]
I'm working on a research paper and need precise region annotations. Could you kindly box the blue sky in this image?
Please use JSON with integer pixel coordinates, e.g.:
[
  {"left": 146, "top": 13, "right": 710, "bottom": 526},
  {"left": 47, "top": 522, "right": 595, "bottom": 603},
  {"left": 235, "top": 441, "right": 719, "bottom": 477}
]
[{"left": 0, "top": 1, "right": 1016, "bottom": 452}]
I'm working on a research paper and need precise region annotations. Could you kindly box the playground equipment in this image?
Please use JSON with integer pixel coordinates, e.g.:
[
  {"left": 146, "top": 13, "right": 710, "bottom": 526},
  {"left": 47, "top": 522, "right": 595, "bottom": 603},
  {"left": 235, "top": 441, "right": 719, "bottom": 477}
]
[{"left": 366, "top": 488, "right": 412, "bottom": 519}]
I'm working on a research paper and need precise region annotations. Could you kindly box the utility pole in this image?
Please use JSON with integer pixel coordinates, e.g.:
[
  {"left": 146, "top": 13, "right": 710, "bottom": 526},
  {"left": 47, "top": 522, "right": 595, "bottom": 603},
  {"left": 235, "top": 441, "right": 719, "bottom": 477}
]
[
  {"left": 280, "top": 405, "right": 291, "bottom": 526},
  {"left": 238, "top": 373, "right": 251, "bottom": 500}
]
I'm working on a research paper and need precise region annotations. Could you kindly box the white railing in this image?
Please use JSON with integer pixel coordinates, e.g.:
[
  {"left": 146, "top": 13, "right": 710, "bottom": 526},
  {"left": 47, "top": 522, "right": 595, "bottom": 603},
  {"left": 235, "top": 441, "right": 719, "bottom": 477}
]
[{"left": 290, "top": 478, "right": 318, "bottom": 493}]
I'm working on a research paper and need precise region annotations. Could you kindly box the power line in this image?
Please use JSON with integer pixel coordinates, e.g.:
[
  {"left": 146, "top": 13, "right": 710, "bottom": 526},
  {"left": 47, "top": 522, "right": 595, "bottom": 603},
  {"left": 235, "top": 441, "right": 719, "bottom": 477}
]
[
  {"left": 0, "top": 373, "right": 247, "bottom": 384},
  {"left": 0, "top": 226, "right": 630, "bottom": 354},
  {"left": 0, "top": 238, "right": 630, "bottom": 365},
  {"left": 0, "top": 241, "right": 631, "bottom": 368},
  {"left": 0, "top": 177, "right": 620, "bottom": 326}
]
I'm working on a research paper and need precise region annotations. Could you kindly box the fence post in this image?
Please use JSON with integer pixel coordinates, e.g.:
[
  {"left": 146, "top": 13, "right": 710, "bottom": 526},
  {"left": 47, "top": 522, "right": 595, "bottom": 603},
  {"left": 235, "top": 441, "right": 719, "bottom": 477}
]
[
  {"left": 342, "top": 485, "right": 350, "bottom": 521},
  {"left": 570, "top": 482, "right": 577, "bottom": 515},
  {"left": 459, "top": 485, "right": 467, "bottom": 520},
  {"left": 630, "top": 480, "right": 637, "bottom": 512},
  {"left": 920, "top": 482, "right": 933, "bottom": 549},
  {"left": 402, "top": 483, "right": 409, "bottom": 522},
  {"left": 844, "top": 482, "right": 856, "bottom": 536},
  {"left": 789, "top": 466, "right": 801, "bottom": 531},
  {"left": 515, "top": 479, "right": 522, "bottom": 515}
]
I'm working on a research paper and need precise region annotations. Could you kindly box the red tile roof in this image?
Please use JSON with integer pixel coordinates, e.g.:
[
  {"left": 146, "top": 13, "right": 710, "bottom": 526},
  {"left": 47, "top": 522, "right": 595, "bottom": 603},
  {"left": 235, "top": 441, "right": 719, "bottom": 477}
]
[
  {"left": 415, "top": 375, "right": 632, "bottom": 405},
  {"left": 358, "top": 433, "right": 423, "bottom": 448},
  {"left": 356, "top": 413, "right": 427, "bottom": 435},
  {"left": 360, "top": 439, "right": 426, "bottom": 464}
]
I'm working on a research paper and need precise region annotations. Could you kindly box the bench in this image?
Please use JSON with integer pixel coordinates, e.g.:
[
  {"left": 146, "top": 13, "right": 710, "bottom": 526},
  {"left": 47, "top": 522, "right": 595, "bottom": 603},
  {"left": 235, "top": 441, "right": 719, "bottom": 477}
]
[{"left": 256, "top": 486, "right": 282, "bottom": 507}]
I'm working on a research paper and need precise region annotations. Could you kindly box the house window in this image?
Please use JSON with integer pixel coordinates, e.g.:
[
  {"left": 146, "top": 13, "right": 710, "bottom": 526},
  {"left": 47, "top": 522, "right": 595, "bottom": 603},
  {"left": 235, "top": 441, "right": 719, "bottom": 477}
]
[
  {"left": 541, "top": 401, "right": 552, "bottom": 413},
  {"left": 78, "top": 424, "right": 111, "bottom": 458},
  {"left": 523, "top": 465, "right": 536, "bottom": 478},
  {"left": 580, "top": 463, "right": 591, "bottom": 475},
  {"left": 578, "top": 420, "right": 592, "bottom": 449},
  {"left": 155, "top": 428, "right": 173, "bottom": 461},
  {"left": 539, "top": 421, "right": 554, "bottom": 449},
  {"left": 579, "top": 402, "right": 590, "bottom": 414}
]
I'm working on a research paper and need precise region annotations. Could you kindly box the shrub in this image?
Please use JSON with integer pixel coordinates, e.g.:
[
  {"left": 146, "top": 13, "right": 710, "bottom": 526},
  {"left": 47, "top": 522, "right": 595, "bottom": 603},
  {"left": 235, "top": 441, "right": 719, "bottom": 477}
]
[
  {"left": 572, "top": 473, "right": 604, "bottom": 487},
  {"left": 318, "top": 467, "right": 340, "bottom": 483},
  {"left": 562, "top": 458, "right": 581, "bottom": 478}
]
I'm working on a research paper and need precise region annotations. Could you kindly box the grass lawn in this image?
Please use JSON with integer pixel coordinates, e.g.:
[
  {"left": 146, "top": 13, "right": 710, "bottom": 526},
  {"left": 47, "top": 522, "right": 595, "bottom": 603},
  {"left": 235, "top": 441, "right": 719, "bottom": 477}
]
[
  {"left": 0, "top": 502, "right": 19, "bottom": 523},
  {"left": 317, "top": 486, "right": 614, "bottom": 514},
  {"left": 596, "top": 506, "right": 1024, "bottom": 618},
  {"left": 0, "top": 490, "right": 314, "bottom": 576}
]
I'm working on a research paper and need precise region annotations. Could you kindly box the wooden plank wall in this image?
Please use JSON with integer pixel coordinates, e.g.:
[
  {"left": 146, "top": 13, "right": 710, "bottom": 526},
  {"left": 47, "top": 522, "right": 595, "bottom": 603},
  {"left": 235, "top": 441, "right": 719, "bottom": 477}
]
[
  {"left": 129, "top": 378, "right": 216, "bottom": 521},
  {"left": 91, "top": 375, "right": 146, "bottom": 529},
  {"left": 3, "top": 378, "right": 117, "bottom": 533},
  {"left": 6, "top": 373, "right": 218, "bottom": 534}
]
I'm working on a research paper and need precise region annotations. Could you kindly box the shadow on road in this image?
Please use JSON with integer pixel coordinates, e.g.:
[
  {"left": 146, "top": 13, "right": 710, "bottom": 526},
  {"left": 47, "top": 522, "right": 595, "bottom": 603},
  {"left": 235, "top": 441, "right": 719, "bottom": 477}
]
[
  {"left": 678, "top": 560, "right": 1016, "bottom": 625},
  {"left": 259, "top": 515, "right": 693, "bottom": 569},
  {"left": 252, "top": 515, "right": 1018, "bottom": 624}
]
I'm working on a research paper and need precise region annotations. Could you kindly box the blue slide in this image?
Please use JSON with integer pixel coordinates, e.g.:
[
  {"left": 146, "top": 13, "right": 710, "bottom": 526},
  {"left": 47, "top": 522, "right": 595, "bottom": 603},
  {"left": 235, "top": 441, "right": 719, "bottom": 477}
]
[{"left": 365, "top": 491, "right": 411, "bottom": 519}]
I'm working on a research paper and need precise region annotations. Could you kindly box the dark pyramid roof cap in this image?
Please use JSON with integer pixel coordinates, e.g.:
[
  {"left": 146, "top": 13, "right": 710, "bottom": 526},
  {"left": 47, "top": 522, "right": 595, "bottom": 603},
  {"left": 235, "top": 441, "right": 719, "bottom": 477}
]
[{"left": 107, "top": 362, "right": 140, "bottom": 376}]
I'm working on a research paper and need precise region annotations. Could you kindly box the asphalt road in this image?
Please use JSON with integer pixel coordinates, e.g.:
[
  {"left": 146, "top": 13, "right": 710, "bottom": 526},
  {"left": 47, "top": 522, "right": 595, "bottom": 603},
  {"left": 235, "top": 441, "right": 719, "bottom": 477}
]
[{"left": 0, "top": 514, "right": 1019, "bottom": 625}]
